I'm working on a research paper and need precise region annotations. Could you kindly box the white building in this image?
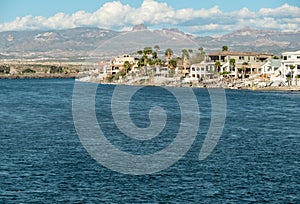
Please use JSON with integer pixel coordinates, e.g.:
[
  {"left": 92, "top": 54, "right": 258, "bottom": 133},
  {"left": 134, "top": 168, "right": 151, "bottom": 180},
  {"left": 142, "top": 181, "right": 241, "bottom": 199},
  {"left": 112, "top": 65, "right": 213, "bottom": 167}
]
[
  {"left": 185, "top": 62, "right": 215, "bottom": 82},
  {"left": 281, "top": 50, "right": 300, "bottom": 85},
  {"left": 261, "top": 59, "right": 281, "bottom": 75}
]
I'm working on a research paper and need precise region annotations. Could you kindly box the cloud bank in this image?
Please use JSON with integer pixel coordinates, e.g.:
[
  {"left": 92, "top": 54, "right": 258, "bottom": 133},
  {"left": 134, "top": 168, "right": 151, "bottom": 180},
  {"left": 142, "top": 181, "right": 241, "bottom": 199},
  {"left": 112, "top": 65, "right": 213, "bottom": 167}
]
[{"left": 0, "top": 0, "right": 299, "bottom": 35}]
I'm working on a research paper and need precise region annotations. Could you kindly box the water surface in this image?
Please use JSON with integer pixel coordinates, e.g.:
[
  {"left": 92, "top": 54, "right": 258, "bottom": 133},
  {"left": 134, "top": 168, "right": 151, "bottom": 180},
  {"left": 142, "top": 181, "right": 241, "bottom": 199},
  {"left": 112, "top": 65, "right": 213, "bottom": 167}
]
[{"left": 0, "top": 79, "right": 299, "bottom": 203}]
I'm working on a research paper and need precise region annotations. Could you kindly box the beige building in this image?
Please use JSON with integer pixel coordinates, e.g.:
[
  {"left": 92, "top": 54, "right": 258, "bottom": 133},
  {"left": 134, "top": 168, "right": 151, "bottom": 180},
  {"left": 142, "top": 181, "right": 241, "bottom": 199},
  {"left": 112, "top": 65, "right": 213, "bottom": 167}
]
[
  {"left": 106, "top": 55, "right": 138, "bottom": 75},
  {"left": 206, "top": 51, "right": 273, "bottom": 78}
]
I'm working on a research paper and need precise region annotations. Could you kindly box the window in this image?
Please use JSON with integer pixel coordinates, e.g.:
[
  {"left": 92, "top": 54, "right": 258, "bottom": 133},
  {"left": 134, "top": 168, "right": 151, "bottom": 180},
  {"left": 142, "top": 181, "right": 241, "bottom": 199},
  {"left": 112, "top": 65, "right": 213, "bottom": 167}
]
[
  {"left": 288, "top": 56, "right": 291, "bottom": 58},
  {"left": 283, "top": 56, "right": 287, "bottom": 60},
  {"left": 239, "top": 56, "right": 244, "bottom": 60},
  {"left": 297, "top": 56, "right": 300, "bottom": 59}
]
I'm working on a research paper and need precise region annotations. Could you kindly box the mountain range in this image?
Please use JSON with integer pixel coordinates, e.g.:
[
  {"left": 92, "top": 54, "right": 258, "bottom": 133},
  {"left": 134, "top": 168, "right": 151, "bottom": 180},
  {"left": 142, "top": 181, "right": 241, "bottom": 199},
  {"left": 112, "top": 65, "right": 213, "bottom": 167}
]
[{"left": 0, "top": 25, "right": 299, "bottom": 61}]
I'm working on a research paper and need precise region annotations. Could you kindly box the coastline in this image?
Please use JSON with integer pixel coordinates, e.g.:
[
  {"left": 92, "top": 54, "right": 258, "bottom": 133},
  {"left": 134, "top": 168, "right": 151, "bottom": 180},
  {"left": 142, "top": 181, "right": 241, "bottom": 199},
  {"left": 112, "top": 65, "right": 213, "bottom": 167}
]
[
  {"left": 1, "top": 74, "right": 300, "bottom": 92},
  {"left": 241, "top": 86, "right": 300, "bottom": 92},
  {"left": 0, "top": 73, "right": 77, "bottom": 79},
  {"left": 81, "top": 78, "right": 300, "bottom": 92}
]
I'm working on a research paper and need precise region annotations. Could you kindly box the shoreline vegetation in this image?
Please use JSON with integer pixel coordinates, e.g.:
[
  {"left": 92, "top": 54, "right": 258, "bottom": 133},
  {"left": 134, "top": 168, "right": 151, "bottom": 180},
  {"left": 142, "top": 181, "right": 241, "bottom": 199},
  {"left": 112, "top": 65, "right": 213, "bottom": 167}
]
[{"left": 0, "top": 61, "right": 84, "bottom": 79}]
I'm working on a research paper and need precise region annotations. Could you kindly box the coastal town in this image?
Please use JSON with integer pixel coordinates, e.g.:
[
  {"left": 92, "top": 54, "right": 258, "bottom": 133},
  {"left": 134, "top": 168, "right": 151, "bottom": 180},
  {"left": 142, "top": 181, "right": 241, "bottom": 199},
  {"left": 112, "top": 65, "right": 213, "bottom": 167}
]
[
  {"left": 1, "top": 45, "right": 299, "bottom": 90},
  {"left": 77, "top": 46, "right": 300, "bottom": 90}
]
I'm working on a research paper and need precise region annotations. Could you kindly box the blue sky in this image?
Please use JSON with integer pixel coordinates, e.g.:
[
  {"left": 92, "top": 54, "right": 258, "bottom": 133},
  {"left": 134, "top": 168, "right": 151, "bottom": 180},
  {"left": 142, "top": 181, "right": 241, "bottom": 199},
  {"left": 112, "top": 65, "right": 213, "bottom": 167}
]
[{"left": 0, "top": 0, "right": 299, "bottom": 35}]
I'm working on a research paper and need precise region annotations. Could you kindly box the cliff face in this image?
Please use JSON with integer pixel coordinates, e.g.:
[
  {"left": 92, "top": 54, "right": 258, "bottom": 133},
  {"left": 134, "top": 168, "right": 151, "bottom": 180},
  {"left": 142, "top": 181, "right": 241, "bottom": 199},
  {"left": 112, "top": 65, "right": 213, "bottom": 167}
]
[{"left": 0, "top": 26, "right": 299, "bottom": 61}]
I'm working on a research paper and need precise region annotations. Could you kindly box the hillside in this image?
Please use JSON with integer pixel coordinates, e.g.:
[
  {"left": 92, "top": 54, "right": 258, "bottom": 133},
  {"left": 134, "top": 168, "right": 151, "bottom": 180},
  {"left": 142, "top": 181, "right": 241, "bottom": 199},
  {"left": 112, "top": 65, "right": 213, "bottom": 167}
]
[{"left": 0, "top": 26, "right": 299, "bottom": 61}]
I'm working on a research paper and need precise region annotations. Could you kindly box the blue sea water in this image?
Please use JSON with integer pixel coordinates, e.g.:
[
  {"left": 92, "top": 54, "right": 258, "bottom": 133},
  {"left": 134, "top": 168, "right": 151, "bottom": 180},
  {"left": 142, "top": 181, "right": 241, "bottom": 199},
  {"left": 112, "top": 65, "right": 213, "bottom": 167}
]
[{"left": 0, "top": 78, "right": 299, "bottom": 203}]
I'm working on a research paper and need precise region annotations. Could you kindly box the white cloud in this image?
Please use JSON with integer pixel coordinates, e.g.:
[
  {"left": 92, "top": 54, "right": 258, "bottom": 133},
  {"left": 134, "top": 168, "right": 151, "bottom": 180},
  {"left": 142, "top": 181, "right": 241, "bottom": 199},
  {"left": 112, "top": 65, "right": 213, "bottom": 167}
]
[
  {"left": 0, "top": 0, "right": 299, "bottom": 35},
  {"left": 259, "top": 3, "right": 300, "bottom": 18}
]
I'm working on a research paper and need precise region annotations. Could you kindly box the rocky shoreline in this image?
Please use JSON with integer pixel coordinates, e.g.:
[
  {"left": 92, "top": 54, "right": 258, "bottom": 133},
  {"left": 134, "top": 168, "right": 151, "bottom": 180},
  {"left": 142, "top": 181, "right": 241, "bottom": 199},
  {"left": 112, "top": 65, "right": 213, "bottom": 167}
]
[
  {"left": 82, "top": 77, "right": 300, "bottom": 92},
  {"left": 1, "top": 73, "right": 299, "bottom": 92},
  {"left": 0, "top": 73, "right": 77, "bottom": 79}
]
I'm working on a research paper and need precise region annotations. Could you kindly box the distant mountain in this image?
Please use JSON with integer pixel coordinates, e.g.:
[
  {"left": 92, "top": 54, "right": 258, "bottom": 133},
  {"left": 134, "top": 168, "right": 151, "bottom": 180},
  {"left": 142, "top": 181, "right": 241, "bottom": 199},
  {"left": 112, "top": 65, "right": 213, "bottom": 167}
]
[
  {"left": 0, "top": 26, "right": 299, "bottom": 61},
  {"left": 198, "top": 27, "right": 300, "bottom": 53}
]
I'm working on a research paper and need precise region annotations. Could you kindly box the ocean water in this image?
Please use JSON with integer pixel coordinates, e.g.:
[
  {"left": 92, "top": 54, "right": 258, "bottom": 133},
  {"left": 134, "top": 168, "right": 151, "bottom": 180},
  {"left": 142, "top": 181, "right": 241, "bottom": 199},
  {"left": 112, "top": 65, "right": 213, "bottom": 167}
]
[{"left": 0, "top": 78, "right": 299, "bottom": 203}]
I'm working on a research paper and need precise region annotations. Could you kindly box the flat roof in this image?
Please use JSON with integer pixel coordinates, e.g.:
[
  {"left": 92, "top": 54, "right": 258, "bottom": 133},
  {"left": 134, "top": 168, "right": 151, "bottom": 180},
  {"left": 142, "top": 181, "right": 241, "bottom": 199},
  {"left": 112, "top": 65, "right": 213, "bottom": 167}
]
[{"left": 208, "top": 51, "right": 273, "bottom": 57}]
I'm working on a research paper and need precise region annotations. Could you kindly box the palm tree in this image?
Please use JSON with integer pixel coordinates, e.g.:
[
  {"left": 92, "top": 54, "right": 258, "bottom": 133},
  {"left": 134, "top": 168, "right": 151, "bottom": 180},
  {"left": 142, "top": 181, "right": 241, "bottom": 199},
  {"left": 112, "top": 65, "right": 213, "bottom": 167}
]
[
  {"left": 143, "top": 47, "right": 152, "bottom": 56},
  {"left": 241, "top": 62, "right": 248, "bottom": 80},
  {"left": 229, "top": 58, "right": 235, "bottom": 71},
  {"left": 169, "top": 59, "right": 177, "bottom": 69},
  {"left": 137, "top": 50, "right": 143, "bottom": 56},
  {"left": 165, "top": 48, "right": 173, "bottom": 68},
  {"left": 182, "top": 49, "right": 190, "bottom": 73},
  {"left": 123, "top": 61, "right": 131, "bottom": 74},
  {"left": 290, "top": 64, "right": 295, "bottom": 86},
  {"left": 229, "top": 58, "right": 235, "bottom": 80},
  {"left": 215, "top": 61, "right": 221, "bottom": 73},
  {"left": 222, "top": 46, "right": 228, "bottom": 52},
  {"left": 152, "top": 52, "right": 158, "bottom": 59},
  {"left": 154, "top": 45, "right": 160, "bottom": 52}
]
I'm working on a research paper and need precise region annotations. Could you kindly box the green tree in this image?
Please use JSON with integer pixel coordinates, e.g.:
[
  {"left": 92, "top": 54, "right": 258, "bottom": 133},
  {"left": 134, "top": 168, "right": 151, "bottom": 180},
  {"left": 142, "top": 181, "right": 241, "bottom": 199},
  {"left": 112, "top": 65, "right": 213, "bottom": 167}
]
[
  {"left": 290, "top": 64, "right": 296, "bottom": 86},
  {"left": 169, "top": 59, "right": 177, "bottom": 69},
  {"left": 137, "top": 50, "right": 143, "bottom": 55},
  {"left": 22, "top": 68, "right": 36, "bottom": 74},
  {"left": 50, "top": 66, "right": 63, "bottom": 73},
  {"left": 138, "top": 56, "right": 146, "bottom": 67},
  {"left": 0, "top": 65, "right": 10, "bottom": 74},
  {"left": 229, "top": 58, "right": 235, "bottom": 69},
  {"left": 182, "top": 49, "right": 190, "bottom": 73},
  {"left": 165, "top": 48, "right": 173, "bottom": 68},
  {"left": 143, "top": 47, "right": 152, "bottom": 56},
  {"left": 215, "top": 61, "right": 221, "bottom": 73},
  {"left": 222, "top": 46, "right": 228, "bottom": 51},
  {"left": 123, "top": 61, "right": 131, "bottom": 74},
  {"left": 241, "top": 61, "right": 248, "bottom": 80},
  {"left": 152, "top": 52, "right": 158, "bottom": 59},
  {"left": 154, "top": 45, "right": 160, "bottom": 52},
  {"left": 147, "top": 58, "right": 155, "bottom": 66}
]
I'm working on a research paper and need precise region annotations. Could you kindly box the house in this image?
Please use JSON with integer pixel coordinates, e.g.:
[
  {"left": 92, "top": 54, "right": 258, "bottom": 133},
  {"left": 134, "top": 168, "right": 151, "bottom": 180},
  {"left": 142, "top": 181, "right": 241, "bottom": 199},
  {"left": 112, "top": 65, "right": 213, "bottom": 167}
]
[
  {"left": 261, "top": 59, "right": 281, "bottom": 75},
  {"left": 206, "top": 51, "right": 273, "bottom": 78},
  {"left": 107, "top": 54, "right": 138, "bottom": 75},
  {"left": 185, "top": 62, "right": 215, "bottom": 82},
  {"left": 280, "top": 50, "right": 300, "bottom": 85}
]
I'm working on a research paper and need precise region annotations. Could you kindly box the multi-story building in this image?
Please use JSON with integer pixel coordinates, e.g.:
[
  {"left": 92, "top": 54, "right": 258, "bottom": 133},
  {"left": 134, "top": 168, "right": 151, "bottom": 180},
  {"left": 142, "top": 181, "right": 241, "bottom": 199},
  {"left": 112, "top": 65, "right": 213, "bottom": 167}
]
[
  {"left": 280, "top": 50, "right": 300, "bottom": 85},
  {"left": 106, "top": 55, "right": 138, "bottom": 75},
  {"left": 185, "top": 62, "right": 215, "bottom": 82},
  {"left": 206, "top": 51, "right": 273, "bottom": 78}
]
